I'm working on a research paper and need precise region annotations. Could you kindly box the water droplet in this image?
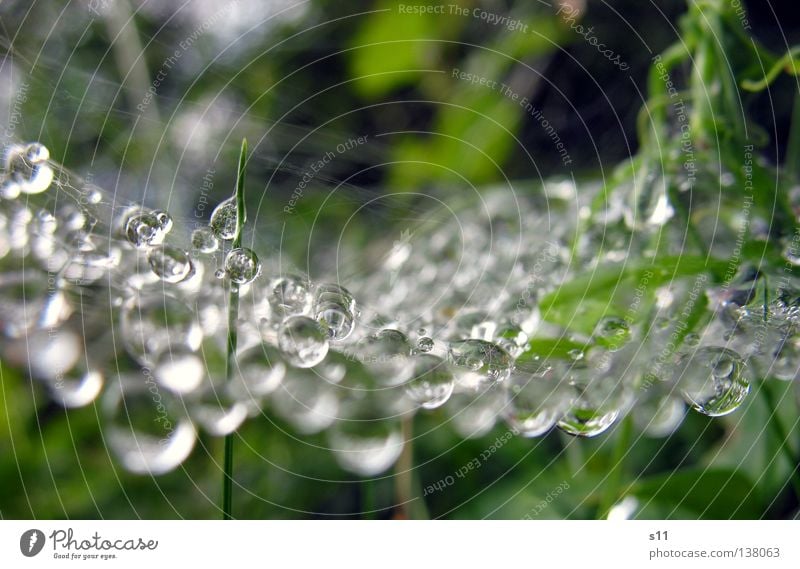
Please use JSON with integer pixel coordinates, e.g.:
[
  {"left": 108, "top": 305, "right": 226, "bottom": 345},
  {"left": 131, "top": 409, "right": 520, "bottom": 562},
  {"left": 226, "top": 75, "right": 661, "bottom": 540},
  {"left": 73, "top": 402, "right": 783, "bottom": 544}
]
[
  {"left": 154, "top": 344, "right": 205, "bottom": 394},
  {"left": 125, "top": 211, "right": 168, "bottom": 248},
  {"left": 557, "top": 405, "right": 620, "bottom": 438},
  {"left": 214, "top": 269, "right": 225, "bottom": 279},
  {"left": 0, "top": 270, "right": 71, "bottom": 338},
  {"left": 191, "top": 227, "right": 218, "bottom": 253},
  {"left": 595, "top": 316, "right": 631, "bottom": 350},
  {"left": 264, "top": 275, "right": 313, "bottom": 320},
  {"left": 47, "top": 367, "right": 104, "bottom": 409},
  {"left": 272, "top": 367, "right": 339, "bottom": 434},
  {"left": 417, "top": 336, "right": 434, "bottom": 352},
  {"left": 4, "top": 142, "right": 54, "bottom": 195},
  {"left": 229, "top": 343, "right": 286, "bottom": 401},
  {"left": 445, "top": 383, "right": 504, "bottom": 438},
  {"left": 103, "top": 372, "right": 196, "bottom": 475},
  {"left": 87, "top": 188, "right": 103, "bottom": 204},
  {"left": 634, "top": 394, "right": 685, "bottom": 438},
  {"left": 405, "top": 354, "right": 454, "bottom": 409},
  {"left": 448, "top": 339, "right": 512, "bottom": 389},
  {"left": 152, "top": 209, "right": 173, "bottom": 232},
  {"left": 503, "top": 366, "right": 569, "bottom": 437},
  {"left": 120, "top": 292, "right": 203, "bottom": 365},
  {"left": 183, "top": 355, "right": 251, "bottom": 436},
  {"left": 677, "top": 347, "right": 750, "bottom": 416},
  {"left": 224, "top": 247, "right": 261, "bottom": 285},
  {"left": 557, "top": 378, "right": 624, "bottom": 438},
  {"left": 313, "top": 283, "right": 357, "bottom": 341},
  {"left": 622, "top": 171, "right": 673, "bottom": 230},
  {"left": 355, "top": 329, "right": 413, "bottom": 386},
  {"left": 147, "top": 245, "right": 193, "bottom": 283},
  {"left": 209, "top": 197, "right": 237, "bottom": 240},
  {"left": 567, "top": 348, "right": 584, "bottom": 361},
  {"left": 328, "top": 416, "right": 403, "bottom": 476},
  {"left": 278, "top": 314, "right": 329, "bottom": 368}
]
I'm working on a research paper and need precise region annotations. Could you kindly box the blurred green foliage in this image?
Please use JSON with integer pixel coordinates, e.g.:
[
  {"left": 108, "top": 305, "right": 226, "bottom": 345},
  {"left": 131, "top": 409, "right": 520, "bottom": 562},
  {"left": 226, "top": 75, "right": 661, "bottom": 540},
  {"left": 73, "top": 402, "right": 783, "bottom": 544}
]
[{"left": 1, "top": 0, "right": 800, "bottom": 520}]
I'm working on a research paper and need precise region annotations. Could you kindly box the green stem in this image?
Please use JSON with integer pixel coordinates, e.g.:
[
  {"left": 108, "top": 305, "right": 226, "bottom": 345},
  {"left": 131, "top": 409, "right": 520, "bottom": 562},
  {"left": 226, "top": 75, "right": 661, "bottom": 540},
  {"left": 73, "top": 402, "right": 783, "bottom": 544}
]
[
  {"left": 759, "top": 381, "right": 800, "bottom": 500},
  {"left": 222, "top": 139, "right": 248, "bottom": 520},
  {"left": 787, "top": 89, "right": 800, "bottom": 183},
  {"left": 759, "top": 276, "right": 800, "bottom": 501},
  {"left": 598, "top": 413, "right": 634, "bottom": 519}
]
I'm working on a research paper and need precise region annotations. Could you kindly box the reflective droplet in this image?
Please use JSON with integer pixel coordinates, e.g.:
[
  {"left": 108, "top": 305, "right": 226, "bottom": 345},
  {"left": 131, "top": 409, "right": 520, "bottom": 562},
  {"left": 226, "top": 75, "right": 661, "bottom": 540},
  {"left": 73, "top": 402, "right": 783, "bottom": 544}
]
[
  {"left": 87, "top": 188, "right": 103, "bottom": 204},
  {"left": 634, "top": 394, "right": 685, "bottom": 438},
  {"left": 191, "top": 227, "right": 218, "bottom": 253},
  {"left": 46, "top": 366, "right": 104, "bottom": 409},
  {"left": 595, "top": 316, "right": 631, "bottom": 350},
  {"left": 224, "top": 247, "right": 261, "bottom": 285},
  {"left": 147, "top": 245, "right": 193, "bottom": 283},
  {"left": 209, "top": 197, "right": 237, "bottom": 240},
  {"left": 4, "top": 142, "right": 54, "bottom": 195},
  {"left": 405, "top": 354, "right": 454, "bottom": 409},
  {"left": 676, "top": 347, "right": 750, "bottom": 416},
  {"left": 152, "top": 210, "right": 173, "bottom": 233},
  {"left": 154, "top": 344, "right": 205, "bottom": 394},
  {"left": 355, "top": 329, "right": 413, "bottom": 386},
  {"left": 0, "top": 271, "right": 71, "bottom": 338},
  {"left": 229, "top": 343, "right": 286, "bottom": 401},
  {"left": 103, "top": 372, "right": 196, "bottom": 475},
  {"left": 445, "top": 383, "right": 504, "bottom": 438},
  {"left": 263, "top": 275, "right": 313, "bottom": 321},
  {"left": 328, "top": 417, "right": 403, "bottom": 476},
  {"left": 314, "top": 283, "right": 357, "bottom": 341},
  {"left": 448, "top": 339, "right": 512, "bottom": 389},
  {"left": 125, "top": 211, "right": 168, "bottom": 248},
  {"left": 278, "top": 314, "right": 329, "bottom": 368},
  {"left": 503, "top": 366, "right": 569, "bottom": 437},
  {"left": 120, "top": 292, "right": 203, "bottom": 365},
  {"left": 272, "top": 367, "right": 339, "bottom": 434},
  {"left": 557, "top": 377, "right": 624, "bottom": 437},
  {"left": 417, "top": 336, "right": 434, "bottom": 352}
]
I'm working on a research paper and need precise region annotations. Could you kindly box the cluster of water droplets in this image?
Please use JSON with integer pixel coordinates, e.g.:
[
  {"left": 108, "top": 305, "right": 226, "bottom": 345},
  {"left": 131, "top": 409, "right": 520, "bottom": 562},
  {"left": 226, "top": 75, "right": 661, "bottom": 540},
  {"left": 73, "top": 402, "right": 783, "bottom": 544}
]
[{"left": 1, "top": 142, "right": 796, "bottom": 479}]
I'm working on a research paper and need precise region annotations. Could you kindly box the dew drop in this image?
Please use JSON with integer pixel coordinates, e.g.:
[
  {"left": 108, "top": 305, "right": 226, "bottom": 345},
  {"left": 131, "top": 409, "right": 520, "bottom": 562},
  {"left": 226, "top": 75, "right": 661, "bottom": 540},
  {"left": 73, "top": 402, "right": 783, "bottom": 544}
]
[
  {"left": 355, "top": 329, "right": 413, "bottom": 386},
  {"left": 147, "top": 244, "right": 193, "bottom": 283},
  {"left": 191, "top": 227, "right": 218, "bottom": 253},
  {"left": 4, "top": 142, "right": 54, "bottom": 195},
  {"left": 677, "top": 347, "right": 750, "bottom": 416},
  {"left": 595, "top": 316, "right": 631, "bottom": 350},
  {"left": 417, "top": 336, "right": 434, "bottom": 352},
  {"left": 328, "top": 416, "right": 403, "bottom": 476},
  {"left": 272, "top": 367, "right": 339, "bottom": 434},
  {"left": 278, "top": 314, "right": 329, "bottom": 368},
  {"left": 266, "top": 275, "right": 313, "bottom": 319},
  {"left": 405, "top": 353, "right": 454, "bottom": 409},
  {"left": 125, "top": 211, "right": 167, "bottom": 248},
  {"left": 224, "top": 247, "right": 261, "bottom": 285},
  {"left": 229, "top": 343, "right": 286, "bottom": 401},
  {"left": 103, "top": 373, "right": 196, "bottom": 475},
  {"left": 448, "top": 339, "right": 512, "bottom": 390},
  {"left": 120, "top": 292, "right": 203, "bottom": 365},
  {"left": 154, "top": 344, "right": 205, "bottom": 394},
  {"left": 503, "top": 366, "right": 569, "bottom": 437},
  {"left": 209, "top": 197, "right": 237, "bottom": 240},
  {"left": 313, "top": 283, "right": 357, "bottom": 341}
]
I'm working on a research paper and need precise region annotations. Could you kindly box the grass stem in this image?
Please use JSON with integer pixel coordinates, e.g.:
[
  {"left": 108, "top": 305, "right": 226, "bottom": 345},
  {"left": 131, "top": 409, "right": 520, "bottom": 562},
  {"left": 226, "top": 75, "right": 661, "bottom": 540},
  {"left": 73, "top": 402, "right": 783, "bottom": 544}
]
[{"left": 222, "top": 139, "right": 248, "bottom": 520}]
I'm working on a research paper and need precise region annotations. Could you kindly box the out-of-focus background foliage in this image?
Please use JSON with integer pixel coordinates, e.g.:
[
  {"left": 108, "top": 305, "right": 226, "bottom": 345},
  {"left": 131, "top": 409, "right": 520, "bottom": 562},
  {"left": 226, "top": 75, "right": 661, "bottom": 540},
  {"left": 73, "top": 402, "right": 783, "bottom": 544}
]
[{"left": 1, "top": 0, "right": 800, "bottom": 519}]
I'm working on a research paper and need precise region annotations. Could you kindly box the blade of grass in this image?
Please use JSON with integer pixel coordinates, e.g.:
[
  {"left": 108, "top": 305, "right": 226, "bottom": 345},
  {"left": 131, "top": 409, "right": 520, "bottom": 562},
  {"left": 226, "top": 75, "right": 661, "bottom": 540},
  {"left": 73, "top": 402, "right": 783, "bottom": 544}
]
[
  {"left": 222, "top": 138, "right": 248, "bottom": 520},
  {"left": 759, "top": 276, "right": 800, "bottom": 501}
]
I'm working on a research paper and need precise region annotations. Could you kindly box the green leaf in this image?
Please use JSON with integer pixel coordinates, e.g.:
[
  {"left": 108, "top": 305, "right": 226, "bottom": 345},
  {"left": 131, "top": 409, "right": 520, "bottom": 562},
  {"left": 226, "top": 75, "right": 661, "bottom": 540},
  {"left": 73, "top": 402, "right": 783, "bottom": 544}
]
[{"left": 630, "top": 468, "right": 764, "bottom": 519}]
